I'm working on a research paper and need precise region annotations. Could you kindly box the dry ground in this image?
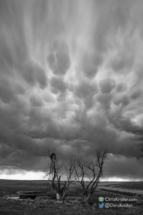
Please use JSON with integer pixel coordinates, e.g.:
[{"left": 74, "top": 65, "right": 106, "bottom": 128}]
[{"left": 0, "top": 180, "right": 143, "bottom": 215}]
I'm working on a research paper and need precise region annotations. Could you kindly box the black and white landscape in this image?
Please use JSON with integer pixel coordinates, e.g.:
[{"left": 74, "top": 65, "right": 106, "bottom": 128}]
[{"left": 0, "top": 0, "right": 143, "bottom": 214}]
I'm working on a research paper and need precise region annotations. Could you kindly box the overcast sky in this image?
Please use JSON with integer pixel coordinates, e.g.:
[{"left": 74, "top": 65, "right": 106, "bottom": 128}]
[{"left": 0, "top": 0, "right": 143, "bottom": 180}]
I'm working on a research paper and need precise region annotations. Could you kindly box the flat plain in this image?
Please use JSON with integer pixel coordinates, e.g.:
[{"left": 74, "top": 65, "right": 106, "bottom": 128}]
[{"left": 0, "top": 180, "right": 143, "bottom": 215}]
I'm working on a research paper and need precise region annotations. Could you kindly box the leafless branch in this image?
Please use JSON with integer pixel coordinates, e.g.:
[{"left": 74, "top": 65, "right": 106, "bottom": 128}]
[
  {"left": 74, "top": 150, "right": 108, "bottom": 202},
  {"left": 45, "top": 151, "right": 76, "bottom": 202}
]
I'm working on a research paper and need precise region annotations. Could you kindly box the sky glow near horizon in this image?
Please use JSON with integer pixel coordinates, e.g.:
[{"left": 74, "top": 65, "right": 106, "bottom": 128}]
[
  {"left": 0, "top": 171, "right": 142, "bottom": 182},
  {"left": 1, "top": 0, "right": 143, "bottom": 181}
]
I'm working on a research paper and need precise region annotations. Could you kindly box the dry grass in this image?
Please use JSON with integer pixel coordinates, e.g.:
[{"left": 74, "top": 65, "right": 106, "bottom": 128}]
[{"left": 0, "top": 180, "right": 143, "bottom": 215}]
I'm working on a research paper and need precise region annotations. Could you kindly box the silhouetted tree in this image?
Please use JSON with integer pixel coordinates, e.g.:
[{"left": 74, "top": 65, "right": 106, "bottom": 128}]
[
  {"left": 45, "top": 150, "right": 76, "bottom": 202},
  {"left": 74, "top": 150, "right": 107, "bottom": 203}
]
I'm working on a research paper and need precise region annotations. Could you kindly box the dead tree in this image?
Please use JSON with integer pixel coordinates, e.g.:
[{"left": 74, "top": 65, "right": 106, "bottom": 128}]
[
  {"left": 45, "top": 151, "right": 76, "bottom": 202},
  {"left": 74, "top": 150, "right": 107, "bottom": 202}
]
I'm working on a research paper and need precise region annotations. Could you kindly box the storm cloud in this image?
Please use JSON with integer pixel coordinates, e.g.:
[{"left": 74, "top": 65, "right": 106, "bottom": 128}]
[{"left": 0, "top": 0, "right": 143, "bottom": 180}]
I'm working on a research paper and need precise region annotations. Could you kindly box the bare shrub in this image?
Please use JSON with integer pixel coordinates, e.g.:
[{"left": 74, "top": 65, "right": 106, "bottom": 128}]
[
  {"left": 74, "top": 150, "right": 107, "bottom": 202},
  {"left": 45, "top": 150, "right": 76, "bottom": 202}
]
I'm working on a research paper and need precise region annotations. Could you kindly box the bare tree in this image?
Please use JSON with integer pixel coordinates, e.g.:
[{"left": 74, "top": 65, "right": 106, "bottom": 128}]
[
  {"left": 74, "top": 150, "right": 107, "bottom": 202},
  {"left": 45, "top": 150, "right": 76, "bottom": 202}
]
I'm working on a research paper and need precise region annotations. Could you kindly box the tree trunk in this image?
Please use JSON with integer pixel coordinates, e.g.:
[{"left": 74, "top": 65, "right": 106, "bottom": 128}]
[
  {"left": 56, "top": 192, "right": 65, "bottom": 202},
  {"left": 56, "top": 193, "right": 61, "bottom": 200},
  {"left": 83, "top": 193, "right": 91, "bottom": 203}
]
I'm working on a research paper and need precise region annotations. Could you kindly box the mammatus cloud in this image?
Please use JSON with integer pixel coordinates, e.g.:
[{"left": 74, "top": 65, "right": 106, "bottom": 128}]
[{"left": 0, "top": 0, "right": 143, "bottom": 179}]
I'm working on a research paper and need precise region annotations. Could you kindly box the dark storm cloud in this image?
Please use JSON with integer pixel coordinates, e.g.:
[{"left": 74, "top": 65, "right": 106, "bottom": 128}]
[
  {"left": 0, "top": 144, "right": 14, "bottom": 159},
  {"left": 116, "top": 83, "right": 127, "bottom": 93},
  {"left": 50, "top": 77, "right": 67, "bottom": 93},
  {"left": 30, "top": 95, "right": 43, "bottom": 107},
  {"left": 118, "top": 118, "right": 143, "bottom": 137},
  {"left": 1, "top": 0, "right": 143, "bottom": 179},
  {"left": 19, "top": 61, "right": 47, "bottom": 88},
  {"left": 104, "top": 156, "right": 143, "bottom": 179},
  {"left": 47, "top": 40, "right": 71, "bottom": 75},
  {"left": 99, "top": 78, "right": 116, "bottom": 94},
  {"left": 81, "top": 52, "right": 102, "bottom": 79}
]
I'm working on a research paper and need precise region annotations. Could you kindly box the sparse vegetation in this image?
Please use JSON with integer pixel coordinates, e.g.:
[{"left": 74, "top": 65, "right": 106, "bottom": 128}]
[
  {"left": 1, "top": 180, "right": 143, "bottom": 215},
  {"left": 45, "top": 151, "right": 76, "bottom": 202},
  {"left": 74, "top": 150, "right": 107, "bottom": 202},
  {"left": 45, "top": 150, "right": 107, "bottom": 203}
]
